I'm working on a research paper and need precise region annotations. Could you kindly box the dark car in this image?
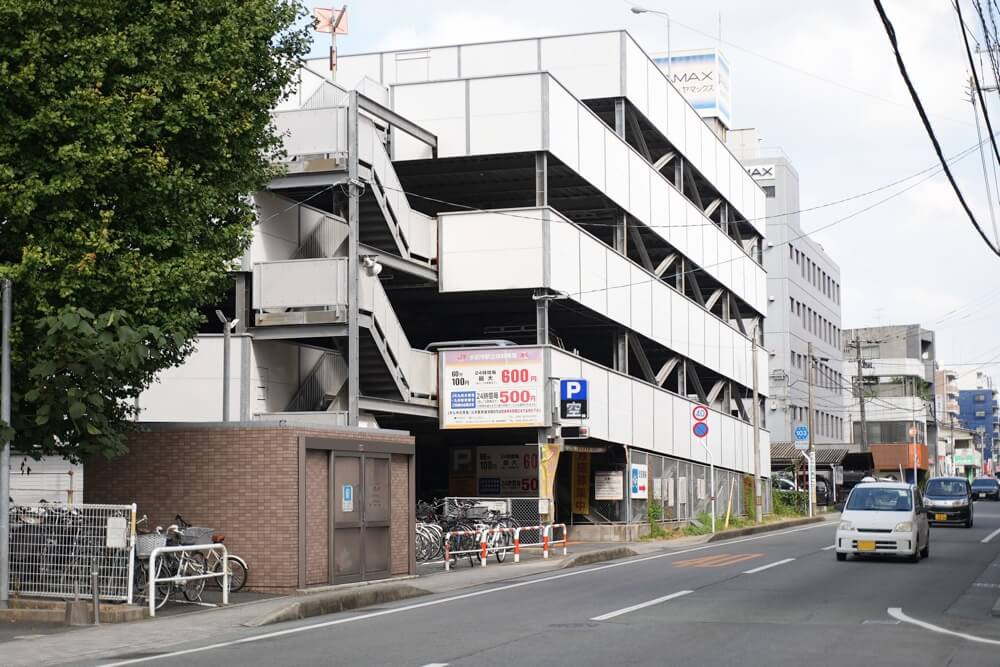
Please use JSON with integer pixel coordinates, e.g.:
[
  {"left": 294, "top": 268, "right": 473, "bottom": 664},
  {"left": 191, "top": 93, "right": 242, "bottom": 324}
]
[
  {"left": 924, "top": 477, "right": 974, "bottom": 527},
  {"left": 971, "top": 477, "right": 1000, "bottom": 501}
]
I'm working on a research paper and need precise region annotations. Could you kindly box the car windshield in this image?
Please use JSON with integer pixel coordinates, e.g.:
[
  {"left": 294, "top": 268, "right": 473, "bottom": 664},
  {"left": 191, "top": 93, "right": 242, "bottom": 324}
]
[
  {"left": 927, "top": 479, "right": 969, "bottom": 496},
  {"left": 971, "top": 479, "right": 996, "bottom": 489},
  {"left": 845, "top": 487, "right": 912, "bottom": 511}
]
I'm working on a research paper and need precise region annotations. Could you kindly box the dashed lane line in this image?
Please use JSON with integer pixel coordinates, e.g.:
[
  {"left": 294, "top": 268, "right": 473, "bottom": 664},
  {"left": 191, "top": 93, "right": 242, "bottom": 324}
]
[
  {"left": 743, "top": 558, "right": 796, "bottom": 574},
  {"left": 981, "top": 527, "right": 1000, "bottom": 544},
  {"left": 590, "top": 591, "right": 694, "bottom": 621}
]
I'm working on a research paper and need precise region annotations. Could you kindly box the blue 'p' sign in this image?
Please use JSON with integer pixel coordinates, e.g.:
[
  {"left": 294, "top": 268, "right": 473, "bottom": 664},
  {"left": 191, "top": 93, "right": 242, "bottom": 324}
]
[{"left": 560, "top": 379, "right": 589, "bottom": 420}]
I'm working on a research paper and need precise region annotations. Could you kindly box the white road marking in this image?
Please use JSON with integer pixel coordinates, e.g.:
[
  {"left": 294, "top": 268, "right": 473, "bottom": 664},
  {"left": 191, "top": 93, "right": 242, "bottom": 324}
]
[
  {"left": 973, "top": 582, "right": 1000, "bottom": 588},
  {"left": 742, "top": 557, "right": 795, "bottom": 574},
  {"left": 981, "top": 527, "right": 1000, "bottom": 544},
  {"left": 822, "top": 545, "right": 837, "bottom": 551},
  {"left": 888, "top": 607, "right": 1000, "bottom": 645},
  {"left": 590, "top": 591, "right": 693, "bottom": 621},
  {"left": 420, "top": 664, "right": 449, "bottom": 666},
  {"left": 97, "top": 521, "right": 832, "bottom": 666}
]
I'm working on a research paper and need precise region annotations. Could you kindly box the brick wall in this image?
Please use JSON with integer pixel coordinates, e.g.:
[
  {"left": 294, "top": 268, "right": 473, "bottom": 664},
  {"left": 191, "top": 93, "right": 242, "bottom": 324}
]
[
  {"left": 85, "top": 424, "right": 414, "bottom": 592},
  {"left": 390, "top": 454, "right": 409, "bottom": 575},
  {"left": 305, "top": 450, "right": 330, "bottom": 585}
]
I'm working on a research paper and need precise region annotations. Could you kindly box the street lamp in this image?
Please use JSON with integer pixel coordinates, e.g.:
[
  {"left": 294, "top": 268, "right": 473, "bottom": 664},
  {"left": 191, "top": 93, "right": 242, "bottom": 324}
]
[
  {"left": 215, "top": 310, "right": 239, "bottom": 422},
  {"left": 631, "top": 6, "right": 671, "bottom": 80}
]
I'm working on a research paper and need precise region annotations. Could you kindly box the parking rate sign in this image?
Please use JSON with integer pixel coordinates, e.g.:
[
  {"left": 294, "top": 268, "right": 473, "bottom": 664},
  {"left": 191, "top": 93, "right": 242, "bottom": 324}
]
[{"left": 560, "top": 378, "right": 588, "bottom": 419}]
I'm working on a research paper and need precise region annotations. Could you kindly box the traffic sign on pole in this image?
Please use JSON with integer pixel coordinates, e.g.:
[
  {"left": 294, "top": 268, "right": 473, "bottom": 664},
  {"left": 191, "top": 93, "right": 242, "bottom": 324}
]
[
  {"left": 693, "top": 422, "right": 709, "bottom": 438},
  {"left": 692, "top": 405, "right": 709, "bottom": 422},
  {"left": 794, "top": 425, "right": 809, "bottom": 442}
]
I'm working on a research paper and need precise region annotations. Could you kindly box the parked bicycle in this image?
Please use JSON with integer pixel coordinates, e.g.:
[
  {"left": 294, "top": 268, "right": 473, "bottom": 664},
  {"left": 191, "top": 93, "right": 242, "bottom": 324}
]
[
  {"left": 414, "top": 499, "right": 520, "bottom": 566},
  {"left": 174, "top": 515, "right": 248, "bottom": 593}
]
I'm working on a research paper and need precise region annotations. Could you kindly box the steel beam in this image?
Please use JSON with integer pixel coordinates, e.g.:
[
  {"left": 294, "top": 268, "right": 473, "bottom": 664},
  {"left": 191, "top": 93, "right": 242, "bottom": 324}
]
[
  {"left": 655, "top": 253, "right": 677, "bottom": 278},
  {"left": 686, "top": 361, "right": 709, "bottom": 405},
  {"left": 627, "top": 224, "right": 654, "bottom": 272},
  {"left": 347, "top": 92, "right": 361, "bottom": 426},
  {"left": 626, "top": 332, "right": 656, "bottom": 383},
  {"left": 707, "top": 380, "right": 726, "bottom": 405},
  {"left": 358, "top": 244, "right": 437, "bottom": 282},
  {"left": 357, "top": 93, "right": 437, "bottom": 150},
  {"left": 626, "top": 110, "right": 651, "bottom": 161},
  {"left": 705, "top": 288, "right": 724, "bottom": 312},
  {"left": 653, "top": 151, "right": 677, "bottom": 171},
  {"left": 655, "top": 357, "right": 680, "bottom": 387},
  {"left": 358, "top": 396, "right": 438, "bottom": 419},
  {"left": 249, "top": 323, "right": 348, "bottom": 340},
  {"left": 704, "top": 198, "right": 722, "bottom": 219}
]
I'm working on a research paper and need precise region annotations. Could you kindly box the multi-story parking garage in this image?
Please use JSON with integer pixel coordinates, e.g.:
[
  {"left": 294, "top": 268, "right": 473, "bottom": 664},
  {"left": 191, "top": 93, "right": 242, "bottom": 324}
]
[{"left": 139, "top": 31, "right": 770, "bottom": 537}]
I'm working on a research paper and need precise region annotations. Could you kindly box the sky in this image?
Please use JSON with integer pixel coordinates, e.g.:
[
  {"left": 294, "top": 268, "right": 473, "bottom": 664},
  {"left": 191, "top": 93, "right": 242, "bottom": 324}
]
[{"left": 303, "top": 0, "right": 1000, "bottom": 387}]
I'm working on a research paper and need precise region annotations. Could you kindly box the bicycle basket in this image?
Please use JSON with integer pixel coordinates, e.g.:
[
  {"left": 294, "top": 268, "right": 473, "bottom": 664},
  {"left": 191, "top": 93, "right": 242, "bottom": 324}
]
[
  {"left": 464, "top": 506, "right": 490, "bottom": 520},
  {"left": 179, "top": 526, "right": 216, "bottom": 545},
  {"left": 136, "top": 533, "right": 167, "bottom": 558}
]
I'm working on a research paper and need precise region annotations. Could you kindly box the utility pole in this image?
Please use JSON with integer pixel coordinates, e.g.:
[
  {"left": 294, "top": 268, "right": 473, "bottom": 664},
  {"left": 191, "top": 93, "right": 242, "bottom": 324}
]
[
  {"left": 854, "top": 333, "right": 869, "bottom": 452},
  {"left": 1, "top": 279, "right": 11, "bottom": 609},
  {"left": 807, "top": 342, "right": 816, "bottom": 517},
  {"left": 751, "top": 322, "right": 762, "bottom": 523}
]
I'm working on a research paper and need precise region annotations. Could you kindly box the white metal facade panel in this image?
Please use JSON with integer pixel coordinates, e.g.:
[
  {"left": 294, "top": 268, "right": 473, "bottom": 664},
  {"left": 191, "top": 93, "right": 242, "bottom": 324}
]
[
  {"left": 605, "top": 251, "right": 631, "bottom": 327},
  {"left": 683, "top": 107, "right": 701, "bottom": 172},
  {"left": 391, "top": 81, "right": 466, "bottom": 156},
  {"left": 702, "top": 224, "right": 719, "bottom": 288},
  {"left": 585, "top": 362, "right": 610, "bottom": 441},
  {"left": 607, "top": 372, "right": 633, "bottom": 445},
  {"left": 429, "top": 47, "right": 460, "bottom": 80},
  {"left": 670, "top": 290, "right": 688, "bottom": 359},
  {"left": 703, "top": 317, "right": 720, "bottom": 374},
  {"left": 631, "top": 383, "right": 655, "bottom": 450},
  {"left": 539, "top": 33, "right": 622, "bottom": 101},
  {"left": 630, "top": 264, "right": 652, "bottom": 339},
  {"left": 666, "top": 84, "right": 686, "bottom": 154},
  {"left": 705, "top": 410, "right": 722, "bottom": 468},
  {"left": 628, "top": 152, "right": 650, "bottom": 224},
  {"left": 672, "top": 396, "right": 692, "bottom": 461},
  {"left": 624, "top": 38, "right": 648, "bottom": 113},
  {"left": 719, "top": 325, "right": 735, "bottom": 380},
  {"left": 546, "top": 83, "right": 580, "bottom": 170},
  {"left": 700, "top": 124, "right": 716, "bottom": 183},
  {"left": 647, "top": 61, "right": 667, "bottom": 134},
  {"left": 654, "top": 391, "right": 673, "bottom": 457},
  {"left": 603, "top": 130, "right": 630, "bottom": 208},
  {"left": 577, "top": 108, "right": 607, "bottom": 190},
  {"left": 460, "top": 40, "right": 537, "bottom": 78},
  {"left": 273, "top": 107, "right": 346, "bottom": 157},
  {"left": 650, "top": 172, "right": 669, "bottom": 230},
  {"left": 438, "top": 211, "right": 543, "bottom": 292},
  {"left": 394, "top": 51, "right": 432, "bottom": 83},
  {"left": 720, "top": 416, "right": 735, "bottom": 470},
  {"left": 578, "top": 231, "right": 608, "bottom": 316},
  {"left": 253, "top": 259, "right": 347, "bottom": 310},
  {"left": 250, "top": 192, "right": 300, "bottom": 265},
  {"left": 651, "top": 281, "right": 671, "bottom": 347},
  {"left": 688, "top": 301, "right": 705, "bottom": 367},
  {"left": 549, "top": 215, "right": 581, "bottom": 296},
  {"left": 666, "top": 186, "right": 688, "bottom": 257},
  {"left": 335, "top": 53, "right": 380, "bottom": 90},
  {"left": 715, "top": 143, "right": 730, "bottom": 204},
  {"left": 468, "top": 75, "right": 542, "bottom": 155}
]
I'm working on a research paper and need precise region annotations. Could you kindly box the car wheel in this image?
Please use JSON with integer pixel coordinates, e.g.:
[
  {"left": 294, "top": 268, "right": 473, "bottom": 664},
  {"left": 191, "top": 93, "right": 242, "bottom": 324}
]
[
  {"left": 920, "top": 541, "right": 929, "bottom": 559},
  {"left": 836, "top": 552, "right": 846, "bottom": 562},
  {"left": 908, "top": 549, "right": 920, "bottom": 563},
  {"left": 965, "top": 517, "right": 973, "bottom": 528}
]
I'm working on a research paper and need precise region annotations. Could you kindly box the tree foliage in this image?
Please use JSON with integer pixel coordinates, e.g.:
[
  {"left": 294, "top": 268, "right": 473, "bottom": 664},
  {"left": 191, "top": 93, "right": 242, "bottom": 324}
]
[{"left": 0, "top": 1, "right": 312, "bottom": 460}]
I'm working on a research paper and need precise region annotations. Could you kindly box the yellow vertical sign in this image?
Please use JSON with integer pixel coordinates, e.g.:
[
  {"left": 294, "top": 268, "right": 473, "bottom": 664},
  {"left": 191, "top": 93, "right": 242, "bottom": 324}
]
[{"left": 571, "top": 452, "right": 591, "bottom": 515}]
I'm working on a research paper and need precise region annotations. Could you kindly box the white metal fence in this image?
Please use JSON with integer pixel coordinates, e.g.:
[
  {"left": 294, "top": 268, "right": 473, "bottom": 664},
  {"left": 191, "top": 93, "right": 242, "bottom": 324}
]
[{"left": 8, "top": 502, "right": 135, "bottom": 602}]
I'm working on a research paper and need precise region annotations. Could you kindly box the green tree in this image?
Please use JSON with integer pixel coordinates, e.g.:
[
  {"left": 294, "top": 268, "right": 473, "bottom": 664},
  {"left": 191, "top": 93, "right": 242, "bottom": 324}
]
[{"left": 0, "top": 1, "right": 311, "bottom": 460}]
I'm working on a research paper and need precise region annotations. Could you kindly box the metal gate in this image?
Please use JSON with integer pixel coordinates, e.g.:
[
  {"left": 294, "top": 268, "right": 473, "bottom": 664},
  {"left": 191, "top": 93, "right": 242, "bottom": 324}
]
[{"left": 8, "top": 502, "right": 135, "bottom": 602}]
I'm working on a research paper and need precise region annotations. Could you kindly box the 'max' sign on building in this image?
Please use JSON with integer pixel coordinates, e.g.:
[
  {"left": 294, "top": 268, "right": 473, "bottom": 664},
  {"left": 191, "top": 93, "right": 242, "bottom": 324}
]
[{"left": 653, "top": 48, "right": 733, "bottom": 131}]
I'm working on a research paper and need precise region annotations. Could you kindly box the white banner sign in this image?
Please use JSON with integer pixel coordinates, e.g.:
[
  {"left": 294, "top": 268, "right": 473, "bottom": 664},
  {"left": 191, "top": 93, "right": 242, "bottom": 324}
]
[
  {"left": 594, "top": 471, "right": 624, "bottom": 500},
  {"left": 630, "top": 463, "right": 649, "bottom": 499},
  {"left": 440, "top": 347, "right": 546, "bottom": 429}
]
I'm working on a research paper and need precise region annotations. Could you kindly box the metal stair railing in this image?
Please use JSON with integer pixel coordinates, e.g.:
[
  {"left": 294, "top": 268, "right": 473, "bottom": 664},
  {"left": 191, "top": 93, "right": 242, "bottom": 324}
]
[
  {"left": 284, "top": 352, "right": 348, "bottom": 413},
  {"left": 290, "top": 213, "right": 348, "bottom": 260}
]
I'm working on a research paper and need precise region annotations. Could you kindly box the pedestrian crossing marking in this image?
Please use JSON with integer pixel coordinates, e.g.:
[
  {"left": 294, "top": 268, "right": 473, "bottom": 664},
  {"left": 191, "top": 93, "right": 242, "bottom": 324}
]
[{"left": 673, "top": 553, "right": 764, "bottom": 568}]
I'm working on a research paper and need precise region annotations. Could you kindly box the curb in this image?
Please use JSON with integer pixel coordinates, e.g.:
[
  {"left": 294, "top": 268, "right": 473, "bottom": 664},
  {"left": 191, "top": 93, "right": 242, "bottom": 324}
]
[
  {"left": 243, "top": 583, "right": 430, "bottom": 627},
  {"left": 561, "top": 547, "right": 638, "bottom": 569},
  {"left": 706, "top": 516, "right": 824, "bottom": 542}
]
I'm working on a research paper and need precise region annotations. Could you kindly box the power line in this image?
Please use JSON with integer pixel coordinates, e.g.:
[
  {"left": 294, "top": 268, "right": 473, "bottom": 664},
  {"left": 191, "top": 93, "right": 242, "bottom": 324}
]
[
  {"left": 874, "top": 0, "right": 1000, "bottom": 258},
  {"left": 631, "top": 3, "right": 972, "bottom": 127}
]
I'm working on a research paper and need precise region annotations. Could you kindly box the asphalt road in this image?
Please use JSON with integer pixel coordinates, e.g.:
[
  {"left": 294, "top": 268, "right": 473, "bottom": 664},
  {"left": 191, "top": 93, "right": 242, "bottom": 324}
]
[{"left": 88, "top": 503, "right": 1000, "bottom": 667}]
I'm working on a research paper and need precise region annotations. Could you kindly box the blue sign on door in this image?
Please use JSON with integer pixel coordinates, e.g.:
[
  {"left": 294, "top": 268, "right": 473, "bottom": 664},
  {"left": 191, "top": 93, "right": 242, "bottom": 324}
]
[{"left": 794, "top": 425, "right": 809, "bottom": 441}]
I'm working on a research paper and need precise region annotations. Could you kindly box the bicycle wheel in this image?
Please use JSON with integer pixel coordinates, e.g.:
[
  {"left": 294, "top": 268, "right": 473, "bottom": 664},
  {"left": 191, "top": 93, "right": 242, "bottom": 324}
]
[
  {"left": 137, "top": 558, "right": 171, "bottom": 609},
  {"left": 181, "top": 552, "right": 207, "bottom": 602},
  {"left": 494, "top": 530, "right": 512, "bottom": 563},
  {"left": 213, "top": 555, "right": 248, "bottom": 593}
]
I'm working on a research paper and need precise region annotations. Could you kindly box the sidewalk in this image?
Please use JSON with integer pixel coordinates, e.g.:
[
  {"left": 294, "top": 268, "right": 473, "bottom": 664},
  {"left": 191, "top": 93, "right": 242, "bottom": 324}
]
[{"left": 0, "top": 514, "right": 836, "bottom": 667}]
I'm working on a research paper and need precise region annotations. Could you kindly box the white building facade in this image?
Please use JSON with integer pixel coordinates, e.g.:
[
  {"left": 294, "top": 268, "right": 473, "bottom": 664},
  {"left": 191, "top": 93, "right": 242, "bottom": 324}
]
[
  {"left": 728, "top": 130, "right": 847, "bottom": 445},
  {"left": 140, "top": 31, "right": 770, "bottom": 528}
]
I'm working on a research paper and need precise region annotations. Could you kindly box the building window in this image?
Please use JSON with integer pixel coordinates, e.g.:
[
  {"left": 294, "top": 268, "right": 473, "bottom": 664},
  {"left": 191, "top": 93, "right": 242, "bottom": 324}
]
[
  {"left": 790, "top": 297, "right": 795, "bottom": 314},
  {"left": 976, "top": 394, "right": 986, "bottom": 402},
  {"left": 976, "top": 411, "right": 986, "bottom": 418},
  {"left": 762, "top": 185, "right": 775, "bottom": 198},
  {"left": 789, "top": 245, "right": 794, "bottom": 259}
]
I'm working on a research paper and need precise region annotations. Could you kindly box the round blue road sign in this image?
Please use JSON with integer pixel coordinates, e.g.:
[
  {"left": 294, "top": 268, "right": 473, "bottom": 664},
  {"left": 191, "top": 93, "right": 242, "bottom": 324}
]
[{"left": 693, "top": 421, "right": 709, "bottom": 438}]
